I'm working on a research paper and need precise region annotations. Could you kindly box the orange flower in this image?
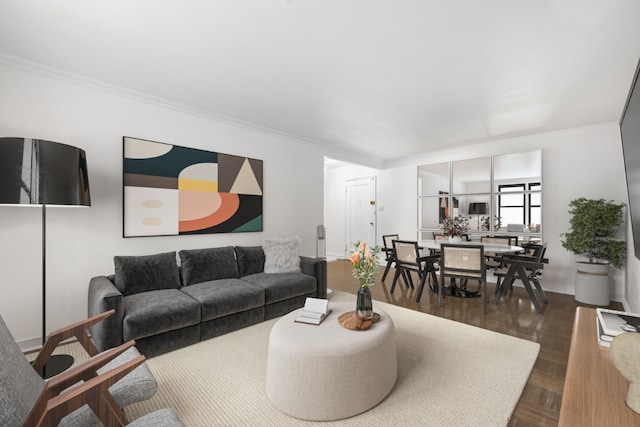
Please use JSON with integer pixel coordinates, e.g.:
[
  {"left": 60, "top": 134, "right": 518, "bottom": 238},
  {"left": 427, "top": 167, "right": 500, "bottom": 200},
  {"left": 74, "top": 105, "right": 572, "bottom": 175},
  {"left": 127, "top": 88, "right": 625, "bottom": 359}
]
[{"left": 350, "top": 241, "right": 381, "bottom": 288}]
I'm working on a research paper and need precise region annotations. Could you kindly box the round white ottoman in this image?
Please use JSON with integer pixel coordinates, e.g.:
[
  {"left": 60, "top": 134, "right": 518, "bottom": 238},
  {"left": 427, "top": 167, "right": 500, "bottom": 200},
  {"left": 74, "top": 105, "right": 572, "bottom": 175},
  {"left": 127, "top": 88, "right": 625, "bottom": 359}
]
[{"left": 266, "top": 302, "right": 397, "bottom": 421}]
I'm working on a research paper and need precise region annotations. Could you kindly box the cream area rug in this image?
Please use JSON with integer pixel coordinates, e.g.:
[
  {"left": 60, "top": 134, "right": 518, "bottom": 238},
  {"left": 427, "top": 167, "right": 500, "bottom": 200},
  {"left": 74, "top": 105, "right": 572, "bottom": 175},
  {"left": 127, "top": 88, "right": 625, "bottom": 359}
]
[{"left": 53, "top": 291, "right": 540, "bottom": 426}]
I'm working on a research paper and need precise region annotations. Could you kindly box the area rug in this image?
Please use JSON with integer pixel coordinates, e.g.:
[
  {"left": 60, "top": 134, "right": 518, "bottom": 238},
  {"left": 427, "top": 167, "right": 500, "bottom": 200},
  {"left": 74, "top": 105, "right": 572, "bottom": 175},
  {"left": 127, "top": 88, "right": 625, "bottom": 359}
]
[{"left": 110, "top": 291, "right": 537, "bottom": 426}]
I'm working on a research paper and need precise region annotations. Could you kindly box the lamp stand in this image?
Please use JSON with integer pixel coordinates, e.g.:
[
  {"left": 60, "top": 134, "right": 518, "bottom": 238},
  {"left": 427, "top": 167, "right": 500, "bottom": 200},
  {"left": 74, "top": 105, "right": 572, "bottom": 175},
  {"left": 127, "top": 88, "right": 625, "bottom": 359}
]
[{"left": 39, "top": 204, "right": 74, "bottom": 379}]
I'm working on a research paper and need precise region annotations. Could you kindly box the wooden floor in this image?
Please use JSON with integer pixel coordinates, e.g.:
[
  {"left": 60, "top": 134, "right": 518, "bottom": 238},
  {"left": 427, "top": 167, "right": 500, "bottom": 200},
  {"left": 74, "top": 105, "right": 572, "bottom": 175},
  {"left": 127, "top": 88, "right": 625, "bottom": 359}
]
[{"left": 327, "top": 259, "right": 623, "bottom": 427}]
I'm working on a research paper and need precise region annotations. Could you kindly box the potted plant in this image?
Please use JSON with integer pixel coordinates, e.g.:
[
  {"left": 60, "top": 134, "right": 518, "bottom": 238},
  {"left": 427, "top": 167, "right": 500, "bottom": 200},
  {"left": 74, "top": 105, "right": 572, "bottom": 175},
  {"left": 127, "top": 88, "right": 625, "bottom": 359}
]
[{"left": 561, "top": 198, "right": 626, "bottom": 305}]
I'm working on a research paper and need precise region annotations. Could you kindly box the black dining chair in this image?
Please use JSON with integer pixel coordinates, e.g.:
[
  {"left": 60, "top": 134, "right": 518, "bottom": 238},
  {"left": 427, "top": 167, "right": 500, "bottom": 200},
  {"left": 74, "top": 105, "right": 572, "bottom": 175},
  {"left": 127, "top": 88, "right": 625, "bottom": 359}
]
[
  {"left": 480, "top": 236, "right": 512, "bottom": 276},
  {"left": 438, "top": 244, "right": 487, "bottom": 314},
  {"left": 390, "top": 240, "right": 439, "bottom": 302},
  {"left": 380, "top": 234, "right": 399, "bottom": 282},
  {"left": 493, "top": 243, "right": 548, "bottom": 313}
]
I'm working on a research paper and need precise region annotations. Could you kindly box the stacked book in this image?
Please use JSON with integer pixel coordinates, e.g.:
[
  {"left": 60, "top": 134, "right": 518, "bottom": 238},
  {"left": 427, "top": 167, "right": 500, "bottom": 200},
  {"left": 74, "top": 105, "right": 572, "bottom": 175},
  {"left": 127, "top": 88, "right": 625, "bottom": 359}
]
[{"left": 596, "top": 308, "right": 640, "bottom": 347}]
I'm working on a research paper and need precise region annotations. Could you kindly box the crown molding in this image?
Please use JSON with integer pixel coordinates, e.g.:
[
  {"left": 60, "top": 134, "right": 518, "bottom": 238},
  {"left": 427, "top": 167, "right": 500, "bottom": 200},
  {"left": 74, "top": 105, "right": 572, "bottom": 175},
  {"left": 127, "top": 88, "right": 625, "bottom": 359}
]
[{"left": 0, "top": 52, "right": 383, "bottom": 164}]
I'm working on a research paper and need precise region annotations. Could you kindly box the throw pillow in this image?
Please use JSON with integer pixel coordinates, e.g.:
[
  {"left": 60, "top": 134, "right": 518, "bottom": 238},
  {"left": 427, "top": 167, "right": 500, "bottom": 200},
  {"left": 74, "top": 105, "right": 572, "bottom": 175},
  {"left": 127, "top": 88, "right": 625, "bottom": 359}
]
[
  {"left": 262, "top": 236, "right": 301, "bottom": 274},
  {"left": 178, "top": 246, "right": 239, "bottom": 286},
  {"left": 235, "top": 246, "right": 265, "bottom": 276},
  {"left": 114, "top": 252, "right": 180, "bottom": 296}
]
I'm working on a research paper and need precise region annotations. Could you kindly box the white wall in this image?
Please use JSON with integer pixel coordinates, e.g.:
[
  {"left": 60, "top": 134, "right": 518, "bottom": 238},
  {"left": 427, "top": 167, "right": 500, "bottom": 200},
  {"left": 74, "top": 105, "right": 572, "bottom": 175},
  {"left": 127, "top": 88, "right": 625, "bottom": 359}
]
[
  {"left": 0, "top": 63, "right": 325, "bottom": 349},
  {"left": 326, "top": 124, "right": 632, "bottom": 306}
]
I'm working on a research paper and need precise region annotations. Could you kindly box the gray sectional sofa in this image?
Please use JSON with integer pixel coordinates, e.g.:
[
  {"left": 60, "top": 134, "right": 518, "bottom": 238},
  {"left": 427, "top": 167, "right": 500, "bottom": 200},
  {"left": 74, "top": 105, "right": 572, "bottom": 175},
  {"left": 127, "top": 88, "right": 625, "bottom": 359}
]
[{"left": 88, "top": 245, "right": 327, "bottom": 357}]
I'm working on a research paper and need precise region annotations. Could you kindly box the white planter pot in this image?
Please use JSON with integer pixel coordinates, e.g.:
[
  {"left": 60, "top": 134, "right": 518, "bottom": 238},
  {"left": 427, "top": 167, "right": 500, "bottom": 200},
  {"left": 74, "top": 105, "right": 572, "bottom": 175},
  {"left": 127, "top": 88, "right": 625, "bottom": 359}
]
[
  {"left": 574, "top": 262, "right": 610, "bottom": 306},
  {"left": 449, "top": 236, "right": 462, "bottom": 244}
]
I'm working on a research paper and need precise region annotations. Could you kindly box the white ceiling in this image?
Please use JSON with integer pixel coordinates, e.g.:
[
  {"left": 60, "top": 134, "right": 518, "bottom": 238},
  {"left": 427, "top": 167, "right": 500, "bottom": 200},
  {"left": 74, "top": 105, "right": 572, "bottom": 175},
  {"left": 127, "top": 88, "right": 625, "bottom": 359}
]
[{"left": 1, "top": 1, "right": 639, "bottom": 167}]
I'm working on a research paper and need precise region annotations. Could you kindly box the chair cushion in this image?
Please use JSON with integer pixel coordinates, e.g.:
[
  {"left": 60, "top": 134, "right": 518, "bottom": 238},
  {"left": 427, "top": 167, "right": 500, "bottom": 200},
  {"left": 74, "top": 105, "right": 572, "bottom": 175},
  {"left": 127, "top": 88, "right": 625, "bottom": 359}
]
[
  {"left": 59, "top": 347, "right": 159, "bottom": 427},
  {"left": 114, "top": 252, "right": 180, "bottom": 296},
  {"left": 262, "top": 236, "right": 301, "bottom": 274},
  {"left": 128, "top": 408, "right": 186, "bottom": 427},
  {"left": 241, "top": 272, "right": 316, "bottom": 304},
  {"left": 179, "top": 247, "right": 239, "bottom": 286},
  {"left": 235, "top": 246, "right": 265, "bottom": 276},
  {"left": 123, "top": 289, "right": 201, "bottom": 341},
  {"left": 180, "top": 278, "right": 265, "bottom": 322},
  {"left": 99, "top": 346, "right": 158, "bottom": 407},
  {"left": 0, "top": 316, "right": 45, "bottom": 427}
]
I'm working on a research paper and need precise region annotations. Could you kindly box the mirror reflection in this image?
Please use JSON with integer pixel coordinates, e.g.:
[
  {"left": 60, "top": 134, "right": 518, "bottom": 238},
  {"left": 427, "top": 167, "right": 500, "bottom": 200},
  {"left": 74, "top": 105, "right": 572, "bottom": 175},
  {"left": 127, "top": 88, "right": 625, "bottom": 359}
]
[
  {"left": 417, "top": 162, "right": 448, "bottom": 196},
  {"left": 417, "top": 150, "right": 542, "bottom": 240},
  {"left": 452, "top": 157, "right": 491, "bottom": 194}
]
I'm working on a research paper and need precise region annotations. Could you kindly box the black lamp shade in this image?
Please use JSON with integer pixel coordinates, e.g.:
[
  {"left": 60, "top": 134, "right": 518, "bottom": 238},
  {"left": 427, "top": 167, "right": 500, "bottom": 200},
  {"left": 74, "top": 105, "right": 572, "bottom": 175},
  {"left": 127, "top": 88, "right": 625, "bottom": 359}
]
[
  {"left": 468, "top": 202, "right": 487, "bottom": 215},
  {"left": 0, "top": 138, "right": 91, "bottom": 206}
]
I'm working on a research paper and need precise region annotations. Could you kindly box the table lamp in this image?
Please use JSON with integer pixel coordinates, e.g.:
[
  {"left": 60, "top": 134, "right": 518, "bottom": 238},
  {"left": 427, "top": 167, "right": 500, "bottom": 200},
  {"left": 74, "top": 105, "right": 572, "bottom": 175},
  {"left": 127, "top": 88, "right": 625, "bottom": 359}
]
[{"left": 0, "top": 137, "right": 91, "bottom": 378}]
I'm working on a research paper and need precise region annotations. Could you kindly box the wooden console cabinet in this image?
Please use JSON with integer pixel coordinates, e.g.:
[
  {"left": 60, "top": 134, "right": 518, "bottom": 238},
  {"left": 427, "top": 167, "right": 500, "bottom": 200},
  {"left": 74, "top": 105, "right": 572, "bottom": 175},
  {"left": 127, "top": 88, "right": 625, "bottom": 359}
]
[{"left": 559, "top": 307, "right": 640, "bottom": 426}]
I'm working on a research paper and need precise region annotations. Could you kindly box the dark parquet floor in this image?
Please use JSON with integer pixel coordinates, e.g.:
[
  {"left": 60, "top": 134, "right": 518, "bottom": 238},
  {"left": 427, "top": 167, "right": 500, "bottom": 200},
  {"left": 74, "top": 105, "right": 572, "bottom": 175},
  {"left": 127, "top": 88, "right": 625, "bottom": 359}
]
[{"left": 327, "top": 259, "right": 624, "bottom": 426}]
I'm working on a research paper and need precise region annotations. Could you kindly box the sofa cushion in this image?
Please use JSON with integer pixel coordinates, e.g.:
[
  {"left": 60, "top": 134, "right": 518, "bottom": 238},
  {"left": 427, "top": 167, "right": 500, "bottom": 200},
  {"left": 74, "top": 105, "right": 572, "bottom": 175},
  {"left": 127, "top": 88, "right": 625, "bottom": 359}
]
[
  {"left": 235, "top": 246, "right": 265, "bottom": 276},
  {"left": 240, "top": 272, "right": 316, "bottom": 304},
  {"left": 114, "top": 252, "right": 180, "bottom": 296},
  {"left": 123, "top": 289, "right": 200, "bottom": 341},
  {"left": 262, "top": 236, "right": 301, "bottom": 274},
  {"left": 180, "top": 278, "right": 265, "bottom": 322},
  {"left": 179, "top": 246, "right": 239, "bottom": 286}
]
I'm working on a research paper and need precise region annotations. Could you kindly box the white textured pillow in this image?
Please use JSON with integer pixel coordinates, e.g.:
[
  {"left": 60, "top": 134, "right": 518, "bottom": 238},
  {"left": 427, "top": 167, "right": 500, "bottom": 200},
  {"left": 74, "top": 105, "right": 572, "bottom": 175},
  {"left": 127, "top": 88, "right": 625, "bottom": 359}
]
[{"left": 263, "top": 236, "right": 301, "bottom": 274}]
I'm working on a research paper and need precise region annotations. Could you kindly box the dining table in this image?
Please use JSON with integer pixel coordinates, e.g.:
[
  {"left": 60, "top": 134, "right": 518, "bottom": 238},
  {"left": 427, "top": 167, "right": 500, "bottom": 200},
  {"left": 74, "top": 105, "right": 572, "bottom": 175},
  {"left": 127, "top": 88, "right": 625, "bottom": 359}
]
[
  {"left": 418, "top": 239, "right": 524, "bottom": 255},
  {"left": 417, "top": 239, "right": 525, "bottom": 299}
]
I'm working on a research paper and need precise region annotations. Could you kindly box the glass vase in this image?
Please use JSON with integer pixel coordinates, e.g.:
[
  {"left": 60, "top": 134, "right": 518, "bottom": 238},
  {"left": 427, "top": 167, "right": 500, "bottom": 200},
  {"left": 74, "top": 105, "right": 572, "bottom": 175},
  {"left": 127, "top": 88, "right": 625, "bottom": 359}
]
[{"left": 356, "top": 286, "right": 374, "bottom": 320}]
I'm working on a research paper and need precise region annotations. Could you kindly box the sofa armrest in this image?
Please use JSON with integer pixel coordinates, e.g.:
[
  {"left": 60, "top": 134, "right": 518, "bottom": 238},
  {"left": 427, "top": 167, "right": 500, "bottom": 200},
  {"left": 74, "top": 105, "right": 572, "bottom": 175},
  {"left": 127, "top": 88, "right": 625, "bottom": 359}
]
[
  {"left": 300, "top": 256, "right": 327, "bottom": 299},
  {"left": 88, "top": 275, "right": 124, "bottom": 351}
]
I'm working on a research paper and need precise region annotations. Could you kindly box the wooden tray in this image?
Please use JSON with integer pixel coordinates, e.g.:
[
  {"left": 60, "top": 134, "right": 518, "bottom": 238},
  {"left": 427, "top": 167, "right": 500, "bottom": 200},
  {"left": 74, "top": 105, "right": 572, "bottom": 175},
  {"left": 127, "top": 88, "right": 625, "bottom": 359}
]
[{"left": 338, "top": 311, "right": 381, "bottom": 331}]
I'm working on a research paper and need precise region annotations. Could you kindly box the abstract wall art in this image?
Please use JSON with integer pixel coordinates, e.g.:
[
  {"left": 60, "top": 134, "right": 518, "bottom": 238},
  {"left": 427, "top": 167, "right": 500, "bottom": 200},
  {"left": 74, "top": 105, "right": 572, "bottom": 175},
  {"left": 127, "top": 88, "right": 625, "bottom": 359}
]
[{"left": 123, "top": 137, "right": 263, "bottom": 237}]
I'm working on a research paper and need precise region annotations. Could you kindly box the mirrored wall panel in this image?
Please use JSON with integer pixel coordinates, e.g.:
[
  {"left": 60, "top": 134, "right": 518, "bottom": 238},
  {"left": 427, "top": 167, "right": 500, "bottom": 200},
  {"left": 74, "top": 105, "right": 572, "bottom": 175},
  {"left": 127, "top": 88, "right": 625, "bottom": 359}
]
[
  {"left": 418, "top": 150, "right": 542, "bottom": 242},
  {"left": 452, "top": 157, "right": 491, "bottom": 194},
  {"left": 418, "top": 162, "right": 449, "bottom": 196}
]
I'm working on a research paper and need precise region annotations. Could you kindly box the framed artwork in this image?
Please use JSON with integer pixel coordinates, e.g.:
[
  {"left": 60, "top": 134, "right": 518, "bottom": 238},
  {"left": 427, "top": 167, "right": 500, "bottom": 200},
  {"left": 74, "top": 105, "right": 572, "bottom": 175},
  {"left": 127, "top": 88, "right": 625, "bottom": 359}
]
[
  {"left": 123, "top": 137, "right": 263, "bottom": 237},
  {"left": 438, "top": 191, "right": 458, "bottom": 222}
]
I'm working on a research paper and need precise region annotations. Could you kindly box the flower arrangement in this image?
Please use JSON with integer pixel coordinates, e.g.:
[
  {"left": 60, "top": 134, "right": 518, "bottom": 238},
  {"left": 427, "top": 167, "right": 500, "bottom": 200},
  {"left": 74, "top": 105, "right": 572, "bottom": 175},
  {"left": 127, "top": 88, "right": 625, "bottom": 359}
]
[
  {"left": 441, "top": 216, "right": 470, "bottom": 237},
  {"left": 349, "top": 241, "right": 381, "bottom": 288}
]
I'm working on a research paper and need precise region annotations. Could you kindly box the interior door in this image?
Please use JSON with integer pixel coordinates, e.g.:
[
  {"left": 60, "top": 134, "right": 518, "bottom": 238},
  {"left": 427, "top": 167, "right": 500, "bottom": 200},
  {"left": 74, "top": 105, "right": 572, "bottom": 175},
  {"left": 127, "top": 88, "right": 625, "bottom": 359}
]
[{"left": 346, "top": 177, "right": 377, "bottom": 256}]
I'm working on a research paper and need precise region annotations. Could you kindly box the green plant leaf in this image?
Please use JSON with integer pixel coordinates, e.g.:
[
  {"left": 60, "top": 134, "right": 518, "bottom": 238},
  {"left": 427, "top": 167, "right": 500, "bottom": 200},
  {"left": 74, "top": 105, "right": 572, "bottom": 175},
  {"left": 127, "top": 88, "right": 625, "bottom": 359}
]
[{"left": 560, "top": 198, "right": 626, "bottom": 268}]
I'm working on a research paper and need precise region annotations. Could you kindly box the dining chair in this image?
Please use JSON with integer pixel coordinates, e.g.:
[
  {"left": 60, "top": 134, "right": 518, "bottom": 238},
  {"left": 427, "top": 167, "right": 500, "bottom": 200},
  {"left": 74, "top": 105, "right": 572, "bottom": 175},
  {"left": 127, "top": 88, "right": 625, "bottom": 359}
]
[
  {"left": 430, "top": 234, "right": 449, "bottom": 256},
  {"left": 380, "top": 234, "right": 399, "bottom": 282},
  {"left": 480, "top": 236, "right": 511, "bottom": 272},
  {"left": 493, "top": 243, "right": 548, "bottom": 313},
  {"left": 390, "top": 240, "right": 440, "bottom": 303},
  {"left": 438, "top": 244, "right": 487, "bottom": 314},
  {"left": 494, "top": 235, "right": 519, "bottom": 246}
]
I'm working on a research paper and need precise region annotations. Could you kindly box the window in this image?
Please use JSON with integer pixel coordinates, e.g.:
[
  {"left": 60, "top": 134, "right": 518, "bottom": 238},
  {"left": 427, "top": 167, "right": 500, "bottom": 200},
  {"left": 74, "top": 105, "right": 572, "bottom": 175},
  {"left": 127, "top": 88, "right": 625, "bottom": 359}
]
[
  {"left": 497, "top": 182, "right": 540, "bottom": 228},
  {"left": 498, "top": 184, "right": 525, "bottom": 225},
  {"left": 529, "top": 183, "right": 541, "bottom": 229}
]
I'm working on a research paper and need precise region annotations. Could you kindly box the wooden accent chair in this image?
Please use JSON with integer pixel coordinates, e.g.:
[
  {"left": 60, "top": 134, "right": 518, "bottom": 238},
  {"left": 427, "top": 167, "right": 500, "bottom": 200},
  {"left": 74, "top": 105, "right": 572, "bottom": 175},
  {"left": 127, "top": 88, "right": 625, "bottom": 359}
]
[{"left": 0, "top": 312, "right": 184, "bottom": 426}]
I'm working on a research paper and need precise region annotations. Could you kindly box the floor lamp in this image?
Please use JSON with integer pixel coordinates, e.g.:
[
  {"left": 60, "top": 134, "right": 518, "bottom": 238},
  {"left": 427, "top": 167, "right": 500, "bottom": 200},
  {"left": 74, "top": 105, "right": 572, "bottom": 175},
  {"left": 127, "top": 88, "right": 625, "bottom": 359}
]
[{"left": 0, "top": 137, "right": 91, "bottom": 378}]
